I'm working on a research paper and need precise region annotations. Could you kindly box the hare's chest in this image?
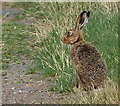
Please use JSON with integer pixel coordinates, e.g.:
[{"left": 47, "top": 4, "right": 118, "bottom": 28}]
[
  {"left": 70, "top": 49, "right": 76, "bottom": 63},
  {"left": 71, "top": 47, "right": 81, "bottom": 65}
]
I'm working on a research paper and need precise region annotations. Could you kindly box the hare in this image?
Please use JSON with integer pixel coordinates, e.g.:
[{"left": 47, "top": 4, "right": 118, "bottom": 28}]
[{"left": 61, "top": 11, "right": 107, "bottom": 91}]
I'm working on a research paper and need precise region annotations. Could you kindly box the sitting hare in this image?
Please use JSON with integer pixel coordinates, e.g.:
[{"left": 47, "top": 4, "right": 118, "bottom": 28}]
[{"left": 61, "top": 11, "right": 107, "bottom": 91}]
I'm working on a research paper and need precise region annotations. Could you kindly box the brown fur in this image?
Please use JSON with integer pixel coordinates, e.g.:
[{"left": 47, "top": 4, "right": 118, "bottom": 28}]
[{"left": 61, "top": 11, "right": 107, "bottom": 91}]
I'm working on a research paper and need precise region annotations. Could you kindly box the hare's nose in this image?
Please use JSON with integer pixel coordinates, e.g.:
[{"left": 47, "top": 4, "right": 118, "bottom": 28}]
[
  {"left": 61, "top": 37, "right": 64, "bottom": 42},
  {"left": 61, "top": 37, "right": 66, "bottom": 43}
]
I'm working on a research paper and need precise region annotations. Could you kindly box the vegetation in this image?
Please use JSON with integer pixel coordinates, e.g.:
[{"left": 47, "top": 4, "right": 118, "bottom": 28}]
[
  {"left": 2, "top": 22, "right": 33, "bottom": 69},
  {"left": 2, "top": 2, "right": 118, "bottom": 104}
]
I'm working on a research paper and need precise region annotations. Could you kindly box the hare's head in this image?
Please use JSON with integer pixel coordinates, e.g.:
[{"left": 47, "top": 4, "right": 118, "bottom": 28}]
[{"left": 61, "top": 11, "right": 90, "bottom": 44}]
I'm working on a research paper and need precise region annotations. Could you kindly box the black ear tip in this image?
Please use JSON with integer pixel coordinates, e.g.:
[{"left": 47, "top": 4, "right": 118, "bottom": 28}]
[
  {"left": 80, "top": 11, "right": 90, "bottom": 17},
  {"left": 87, "top": 11, "right": 90, "bottom": 17},
  {"left": 80, "top": 11, "right": 86, "bottom": 16}
]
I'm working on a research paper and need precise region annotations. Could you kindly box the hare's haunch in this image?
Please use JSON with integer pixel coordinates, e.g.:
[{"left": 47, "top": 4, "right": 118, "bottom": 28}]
[{"left": 61, "top": 11, "right": 107, "bottom": 91}]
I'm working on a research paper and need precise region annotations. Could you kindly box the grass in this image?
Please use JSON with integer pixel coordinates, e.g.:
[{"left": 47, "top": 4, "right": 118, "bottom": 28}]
[
  {"left": 2, "top": 2, "right": 118, "bottom": 104},
  {"left": 69, "top": 80, "right": 118, "bottom": 104},
  {"left": 2, "top": 21, "right": 33, "bottom": 69}
]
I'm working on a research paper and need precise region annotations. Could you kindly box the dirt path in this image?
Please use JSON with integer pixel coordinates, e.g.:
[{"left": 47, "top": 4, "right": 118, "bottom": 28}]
[
  {"left": 2, "top": 3, "right": 86, "bottom": 104},
  {"left": 2, "top": 56, "right": 66, "bottom": 104}
]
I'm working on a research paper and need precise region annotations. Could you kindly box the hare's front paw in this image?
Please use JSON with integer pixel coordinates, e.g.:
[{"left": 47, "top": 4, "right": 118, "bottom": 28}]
[{"left": 73, "top": 87, "right": 80, "bottom": 93}]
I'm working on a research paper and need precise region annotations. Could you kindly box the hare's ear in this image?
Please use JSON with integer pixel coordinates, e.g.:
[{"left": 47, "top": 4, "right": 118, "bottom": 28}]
[{"left": 75, "top": 11, "right": 90, "bottom": 30}]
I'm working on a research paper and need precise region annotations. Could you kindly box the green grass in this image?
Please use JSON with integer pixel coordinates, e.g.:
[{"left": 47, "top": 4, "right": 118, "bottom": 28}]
[
  {"left": 2, "top": 2, "right": 118, "bottom": 104},
  {"left": 2, "top": 22, "right": 32, "bottom": 69},
  {"left": 32, "top": 29, "right": 75, "bottom": 92}
]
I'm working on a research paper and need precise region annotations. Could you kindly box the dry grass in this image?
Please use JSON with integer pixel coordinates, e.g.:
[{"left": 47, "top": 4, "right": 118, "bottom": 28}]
[{"left": 69, "top": 79, "right": 118, "bottom": 104}]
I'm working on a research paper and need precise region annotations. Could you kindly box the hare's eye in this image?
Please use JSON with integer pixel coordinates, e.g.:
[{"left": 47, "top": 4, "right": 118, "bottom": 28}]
[{"left": 66, "top": 31, "right": 72, "bottom": 36}]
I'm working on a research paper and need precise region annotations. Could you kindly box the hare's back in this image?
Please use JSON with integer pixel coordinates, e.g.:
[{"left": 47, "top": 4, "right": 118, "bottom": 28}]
[{"left": 76, "top": 42, "right": 107, "bottom": 81}]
